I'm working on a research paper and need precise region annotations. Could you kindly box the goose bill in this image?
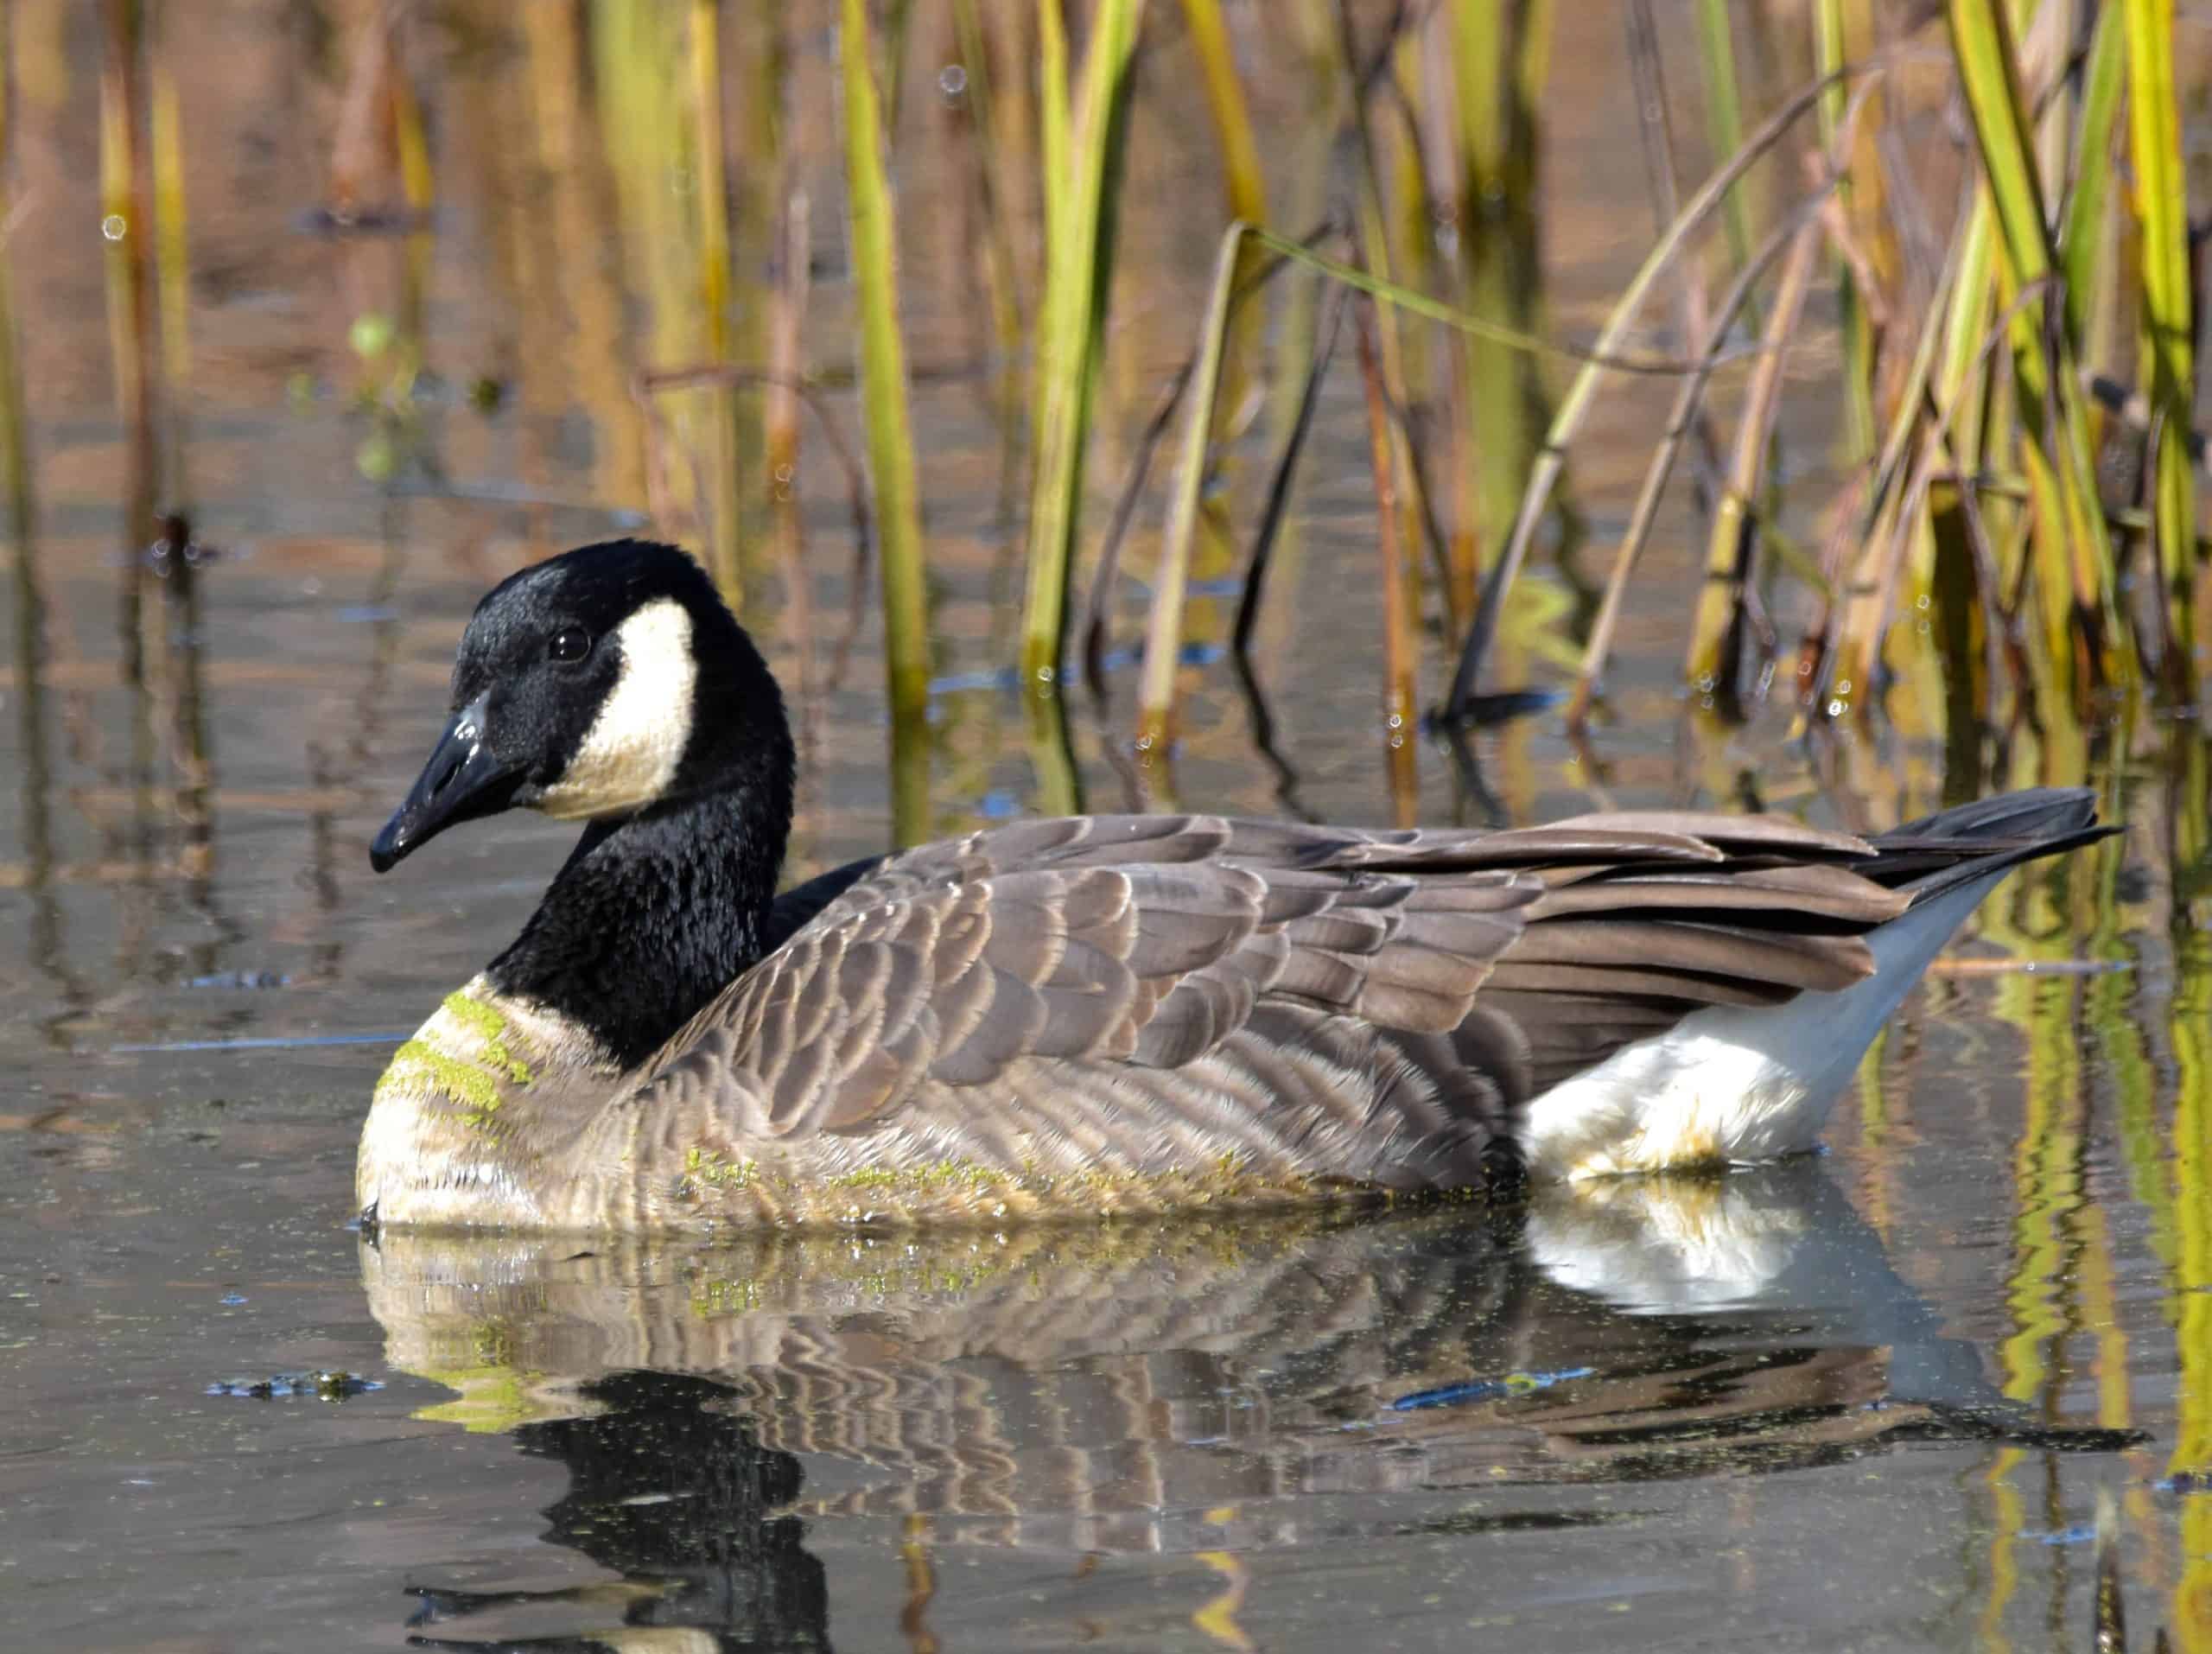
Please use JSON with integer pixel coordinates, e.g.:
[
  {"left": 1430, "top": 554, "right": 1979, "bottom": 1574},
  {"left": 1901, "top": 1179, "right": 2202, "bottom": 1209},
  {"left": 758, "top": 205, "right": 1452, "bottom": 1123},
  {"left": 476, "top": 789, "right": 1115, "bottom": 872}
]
[{"left": 372, "top": 692, "right": 522, "bottom": 872}]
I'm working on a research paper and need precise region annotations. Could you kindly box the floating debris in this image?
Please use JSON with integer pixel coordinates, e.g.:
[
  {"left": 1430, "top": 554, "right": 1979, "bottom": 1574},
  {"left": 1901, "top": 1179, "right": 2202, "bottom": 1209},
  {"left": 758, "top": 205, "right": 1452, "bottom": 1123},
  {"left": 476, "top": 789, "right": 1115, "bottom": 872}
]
[
  {"left": 206, "top": 1371, "right": 384, "bottom": 1402},
  {"left": 187, "top": 970, "right": 289, "bottom": 991},
  {"left": 1387, "top": 1366, "right": 1594, "bottom": 1412}
]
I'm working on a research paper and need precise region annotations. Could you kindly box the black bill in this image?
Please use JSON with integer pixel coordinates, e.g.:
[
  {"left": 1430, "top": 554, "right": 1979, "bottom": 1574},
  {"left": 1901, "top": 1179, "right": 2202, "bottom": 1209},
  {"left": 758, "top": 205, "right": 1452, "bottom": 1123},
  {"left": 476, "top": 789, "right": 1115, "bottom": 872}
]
[{"left": 370, "top": 692, "right": 520, "bottom": 872}]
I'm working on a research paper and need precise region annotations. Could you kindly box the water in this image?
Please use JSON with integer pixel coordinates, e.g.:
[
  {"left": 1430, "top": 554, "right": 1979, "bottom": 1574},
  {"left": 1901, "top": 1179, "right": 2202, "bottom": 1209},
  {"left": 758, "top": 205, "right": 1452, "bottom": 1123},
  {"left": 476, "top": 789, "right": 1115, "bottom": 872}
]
[{"left": 4, "top": 4, "right": 2210, "bottom": 1650}]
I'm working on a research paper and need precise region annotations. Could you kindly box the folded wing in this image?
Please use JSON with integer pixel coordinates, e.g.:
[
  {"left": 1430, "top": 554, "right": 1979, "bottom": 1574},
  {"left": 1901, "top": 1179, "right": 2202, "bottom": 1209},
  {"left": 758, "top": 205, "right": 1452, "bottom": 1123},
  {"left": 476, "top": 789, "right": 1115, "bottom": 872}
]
[{"left": 632, "top": 811, "right": 1921, "bottom": 1139}]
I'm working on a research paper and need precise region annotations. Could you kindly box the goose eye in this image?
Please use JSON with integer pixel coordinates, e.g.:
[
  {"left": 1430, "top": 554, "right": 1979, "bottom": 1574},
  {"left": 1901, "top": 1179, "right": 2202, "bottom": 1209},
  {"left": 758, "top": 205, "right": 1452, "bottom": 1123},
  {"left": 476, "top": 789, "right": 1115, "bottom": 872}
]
[{"left": 547, "top": 627, "right": 592, "bottom": 665}]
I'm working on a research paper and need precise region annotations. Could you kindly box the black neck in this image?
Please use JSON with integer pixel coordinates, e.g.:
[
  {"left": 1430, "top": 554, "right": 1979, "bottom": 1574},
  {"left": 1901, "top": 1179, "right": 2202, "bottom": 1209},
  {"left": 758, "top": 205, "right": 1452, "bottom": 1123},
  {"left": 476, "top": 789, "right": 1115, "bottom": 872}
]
[{"left": 486, "top": 780, "right": 790, "bottom": 1069}]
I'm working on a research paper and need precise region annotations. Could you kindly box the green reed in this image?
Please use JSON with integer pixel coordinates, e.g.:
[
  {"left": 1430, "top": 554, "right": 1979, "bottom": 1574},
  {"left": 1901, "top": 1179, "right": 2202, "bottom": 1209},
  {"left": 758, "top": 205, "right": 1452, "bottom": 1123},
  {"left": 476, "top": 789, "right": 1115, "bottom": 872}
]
[
  {"left": 688, "top": 0, "right": 745, "bottom": 606},
  {"left": 1019, "top": 0, "right": 1145, "bottom": 690},
  {"left": 2126, "top": 0, "right": 2199, "bottom": 684},
  {"left": 1556, "top": 4, "right": 2202, "bottom": 732},
  {"left": 176, "top": 0, "right": 2207, "bottom": 819},
  {"left": 839, "top": 0, "right": 931, "bottom": 844},
  {"left": 1135, "top": 223, "right": 1247, "bottom": 755}
]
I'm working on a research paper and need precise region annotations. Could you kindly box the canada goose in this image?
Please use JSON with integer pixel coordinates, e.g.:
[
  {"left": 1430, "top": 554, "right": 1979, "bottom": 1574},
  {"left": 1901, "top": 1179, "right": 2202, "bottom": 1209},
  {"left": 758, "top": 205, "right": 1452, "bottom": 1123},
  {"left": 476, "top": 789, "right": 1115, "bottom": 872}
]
[{"left": 359, "top": 538, "right": 2110, "bottom": 1232}]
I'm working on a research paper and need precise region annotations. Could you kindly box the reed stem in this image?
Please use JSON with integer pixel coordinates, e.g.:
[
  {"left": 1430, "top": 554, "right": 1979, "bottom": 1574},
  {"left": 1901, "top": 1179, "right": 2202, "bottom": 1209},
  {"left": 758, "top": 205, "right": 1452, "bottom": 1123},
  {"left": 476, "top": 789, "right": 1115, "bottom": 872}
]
[
  {"left": 1020, "top": 0, "right": 1147, "bottom": 689},
  {"left": 2124, "top": 0, "right": 2198, "bottom": 684},
  {"left": 1135, "top": 223, "right": 1249, "bottom": 755},
  {"left": 839, "top": 0, "right": 931, "bottom": 843}
]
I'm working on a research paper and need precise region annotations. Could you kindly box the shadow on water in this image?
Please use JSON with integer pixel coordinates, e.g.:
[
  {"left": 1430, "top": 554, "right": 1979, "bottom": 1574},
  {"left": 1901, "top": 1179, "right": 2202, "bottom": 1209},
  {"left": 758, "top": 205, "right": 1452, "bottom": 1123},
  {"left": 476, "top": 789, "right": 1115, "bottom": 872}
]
[{"left": 362, "top": 1163, "right": 2137, "bottom": 1650}]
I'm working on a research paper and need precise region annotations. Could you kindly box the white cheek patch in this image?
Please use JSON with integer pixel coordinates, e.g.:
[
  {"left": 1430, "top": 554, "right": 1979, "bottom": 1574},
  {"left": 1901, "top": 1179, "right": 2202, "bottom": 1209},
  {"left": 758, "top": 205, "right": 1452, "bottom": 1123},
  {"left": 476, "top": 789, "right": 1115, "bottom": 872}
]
[{"left": 537, "top": 599, "right": 698, "bottom": 820}]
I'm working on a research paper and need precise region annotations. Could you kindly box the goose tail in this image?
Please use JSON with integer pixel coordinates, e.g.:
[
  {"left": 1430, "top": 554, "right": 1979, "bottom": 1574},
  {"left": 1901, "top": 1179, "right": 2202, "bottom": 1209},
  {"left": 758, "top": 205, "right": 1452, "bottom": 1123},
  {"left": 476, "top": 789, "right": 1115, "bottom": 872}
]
[
  {"left": 1862, "top": 786, "right": 2115, "bottom": 902},
  {"left": 1516, "top": 788, "right": 2115, "bottom": 1181}
]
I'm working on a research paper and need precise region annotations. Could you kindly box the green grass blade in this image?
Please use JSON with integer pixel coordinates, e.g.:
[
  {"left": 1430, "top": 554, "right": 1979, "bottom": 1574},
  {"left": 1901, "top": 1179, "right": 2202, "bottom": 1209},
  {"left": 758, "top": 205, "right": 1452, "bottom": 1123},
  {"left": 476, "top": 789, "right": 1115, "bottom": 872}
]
[
  {"left": 2125, "top": 0, "right": 2198, "bottom": 679},
  {"left": 1694, "top": 0, "right": 1753, "bottom": 273},
  {"left": 839, "top": 0, "right": 931, "bottom": 843},
  {"left": 1948, "top": 0, "right": 2051, "bottom": 297},
  {"left": 1179, "top": 0, "right": 1264, "bottom": 224},
  {"left": 1020, "top": 0, "right": 1147, "bottom": 686},
  {"left": 1815, "top": 0, "right": 1876, "bottom": 460},
  {"left": 1243, "top": 227, "right": 1717, "bottom": 375},
  {"left": 1451, "top": 0, "right": 1507, "bottom": 197},
  {"left": 1946, "top": 0, "right": 2121, "bottom": 686},
  {"left": 2059, "top": 0, "right": 2126, "bottom": 351},
  {"left": 1932, "top": 191, "right": 1999, "bottom": 471}
]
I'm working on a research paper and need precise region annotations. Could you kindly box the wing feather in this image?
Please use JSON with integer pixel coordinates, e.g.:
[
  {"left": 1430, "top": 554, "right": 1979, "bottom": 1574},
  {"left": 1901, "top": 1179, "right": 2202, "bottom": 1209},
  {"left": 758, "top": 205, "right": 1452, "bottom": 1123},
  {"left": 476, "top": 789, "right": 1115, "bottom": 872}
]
[{"left": 634, "top": 808, "right": 1946, "bottom": 1144}]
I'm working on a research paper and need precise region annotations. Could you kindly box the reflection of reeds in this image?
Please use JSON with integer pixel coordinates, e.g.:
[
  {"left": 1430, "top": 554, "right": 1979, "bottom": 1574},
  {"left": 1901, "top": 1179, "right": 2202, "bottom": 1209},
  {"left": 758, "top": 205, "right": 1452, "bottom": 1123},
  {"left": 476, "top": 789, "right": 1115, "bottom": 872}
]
[
  {"left": 147, "top": 0, "right": 189, "bottom": 394},
  {"left": 1180, "top": 0, "right": 1265, "bottom": 436},
  {"left": 1354, "top": 302, "right": 1419, "bottom": 827},
  {"left": 1449, "top": 0, "right": 1554, "bottom": 631},
  {"left": 99, "top": 0, "right": 157, "bottom": 533},
  {"left": 0, "top": 153, "right": 73, "bottom": 1010}
]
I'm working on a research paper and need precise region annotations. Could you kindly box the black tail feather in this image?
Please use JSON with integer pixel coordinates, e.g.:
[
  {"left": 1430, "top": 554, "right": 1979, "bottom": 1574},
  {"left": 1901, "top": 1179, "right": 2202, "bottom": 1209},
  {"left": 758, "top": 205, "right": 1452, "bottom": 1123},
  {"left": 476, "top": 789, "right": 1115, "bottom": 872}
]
[{"left": 1862, "top": 787, "right": 2117, "bottom": 900}]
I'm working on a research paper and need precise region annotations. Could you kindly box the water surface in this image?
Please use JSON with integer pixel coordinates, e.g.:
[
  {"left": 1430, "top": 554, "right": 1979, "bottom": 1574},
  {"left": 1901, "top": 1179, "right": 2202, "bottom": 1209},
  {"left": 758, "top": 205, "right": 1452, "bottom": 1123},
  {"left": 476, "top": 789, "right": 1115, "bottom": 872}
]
[{"left": 3, "top": 5, "right": 2209, "bottom": 1650}]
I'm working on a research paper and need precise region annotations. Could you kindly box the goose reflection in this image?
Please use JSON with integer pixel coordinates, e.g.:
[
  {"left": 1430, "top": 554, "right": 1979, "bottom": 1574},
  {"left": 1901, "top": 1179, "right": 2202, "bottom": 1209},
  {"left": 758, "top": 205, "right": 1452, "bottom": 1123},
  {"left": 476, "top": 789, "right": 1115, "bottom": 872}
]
[
  {"left": 367, "top": 1161, "right": 2132, "bottom": 1648},
  {"left": 404, "top": 1370, "right": 830, "bottom": 1652}
]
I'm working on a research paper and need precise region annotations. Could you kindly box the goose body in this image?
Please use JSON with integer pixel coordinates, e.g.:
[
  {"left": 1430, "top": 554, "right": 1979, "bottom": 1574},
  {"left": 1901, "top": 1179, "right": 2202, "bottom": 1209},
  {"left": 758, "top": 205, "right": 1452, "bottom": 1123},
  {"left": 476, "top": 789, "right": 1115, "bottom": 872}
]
[{"left": 359, "top": 541, "right": 2110, "bottom": 1232}]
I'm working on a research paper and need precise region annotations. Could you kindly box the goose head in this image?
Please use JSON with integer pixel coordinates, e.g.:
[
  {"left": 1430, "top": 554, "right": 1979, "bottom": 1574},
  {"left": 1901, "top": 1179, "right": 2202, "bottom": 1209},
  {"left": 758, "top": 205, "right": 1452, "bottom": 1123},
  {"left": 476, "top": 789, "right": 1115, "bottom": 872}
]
[{"left": 372, "top": 538, "right": 789, "bottom": 872}]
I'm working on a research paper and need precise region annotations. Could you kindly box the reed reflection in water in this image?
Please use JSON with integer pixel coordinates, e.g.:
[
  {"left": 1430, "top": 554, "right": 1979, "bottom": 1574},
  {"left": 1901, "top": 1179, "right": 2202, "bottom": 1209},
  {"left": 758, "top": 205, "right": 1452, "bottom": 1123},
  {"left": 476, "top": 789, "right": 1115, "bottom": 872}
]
[{"left": 364, "top": 1163, "right": 2136, "bottom": 1651}]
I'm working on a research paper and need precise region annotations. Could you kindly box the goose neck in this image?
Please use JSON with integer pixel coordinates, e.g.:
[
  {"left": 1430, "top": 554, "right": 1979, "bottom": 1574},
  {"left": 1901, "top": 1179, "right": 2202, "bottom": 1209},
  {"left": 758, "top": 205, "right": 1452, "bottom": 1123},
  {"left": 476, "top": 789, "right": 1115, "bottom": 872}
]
[{"left": 486, "top": 780, "right": 790, "bottom": 1069}]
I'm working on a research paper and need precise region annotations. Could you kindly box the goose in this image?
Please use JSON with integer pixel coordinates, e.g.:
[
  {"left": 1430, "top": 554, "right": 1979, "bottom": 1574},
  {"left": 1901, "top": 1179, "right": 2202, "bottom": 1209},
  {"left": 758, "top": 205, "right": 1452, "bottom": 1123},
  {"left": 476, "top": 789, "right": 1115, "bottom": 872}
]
[{"left": 359, "top": 538, "right": 2110, "bottom": 1232}]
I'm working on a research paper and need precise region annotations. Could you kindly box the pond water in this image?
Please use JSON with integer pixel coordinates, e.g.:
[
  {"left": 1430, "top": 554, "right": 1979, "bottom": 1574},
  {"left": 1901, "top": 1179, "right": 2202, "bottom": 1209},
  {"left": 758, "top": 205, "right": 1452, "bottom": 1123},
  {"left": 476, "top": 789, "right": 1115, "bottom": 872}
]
[{"left": 3, "top": 3, "right": 2209, "bottom": 1651}]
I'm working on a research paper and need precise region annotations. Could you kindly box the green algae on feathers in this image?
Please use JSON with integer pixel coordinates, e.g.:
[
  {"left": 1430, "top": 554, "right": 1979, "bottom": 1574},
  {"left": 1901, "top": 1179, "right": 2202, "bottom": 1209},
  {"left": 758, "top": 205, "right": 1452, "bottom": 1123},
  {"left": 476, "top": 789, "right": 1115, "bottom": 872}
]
[
  {"left": 375, "top": 992, "right": 533, "bottom": 1130},
  {"left": 440, "top": 991, "right": 533, "bottom": 1085},
  {"left": 680, "top": 1146, "right": 759, "bottom": 1191},
  {"left": 667, "top": 1145, "right": 1341, "bottom": 1230}
]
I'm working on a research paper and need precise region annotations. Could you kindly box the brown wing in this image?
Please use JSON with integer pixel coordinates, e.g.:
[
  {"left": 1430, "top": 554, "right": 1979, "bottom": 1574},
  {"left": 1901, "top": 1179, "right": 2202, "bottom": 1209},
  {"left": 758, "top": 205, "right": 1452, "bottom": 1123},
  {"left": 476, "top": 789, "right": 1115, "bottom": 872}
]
[{"left": 631, "top": 811, "right": 1913, "bottom": 1141}]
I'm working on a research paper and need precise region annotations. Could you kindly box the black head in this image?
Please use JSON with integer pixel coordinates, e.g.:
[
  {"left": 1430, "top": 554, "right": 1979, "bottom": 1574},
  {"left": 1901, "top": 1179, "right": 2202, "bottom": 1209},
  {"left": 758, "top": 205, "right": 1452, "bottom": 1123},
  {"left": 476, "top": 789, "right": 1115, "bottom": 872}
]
[{"left": 372, "top": 540, "right": 787, "bottom": 872}]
